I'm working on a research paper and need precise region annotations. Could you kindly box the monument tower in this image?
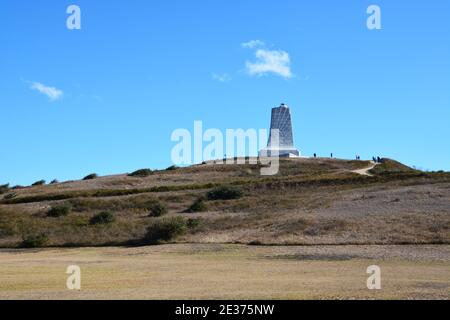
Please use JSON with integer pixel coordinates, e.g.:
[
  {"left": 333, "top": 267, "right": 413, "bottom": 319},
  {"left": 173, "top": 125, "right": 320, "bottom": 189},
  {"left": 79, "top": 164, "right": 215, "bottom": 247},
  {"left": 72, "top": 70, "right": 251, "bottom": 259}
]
[{"left": 259, "top": 103, "right": 301, "bottom": 157}]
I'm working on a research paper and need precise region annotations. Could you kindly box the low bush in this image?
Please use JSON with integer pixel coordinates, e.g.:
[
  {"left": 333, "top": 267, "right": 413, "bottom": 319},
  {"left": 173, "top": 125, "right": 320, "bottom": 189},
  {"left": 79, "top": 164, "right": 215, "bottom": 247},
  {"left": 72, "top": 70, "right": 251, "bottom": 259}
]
[
  {"left": 206, "top": 185, "right": 244, "bottom": 200},
  {"left": 187, "top": 218, "right": 202, "bottom": 229},
  {"left": 83, "top": 173, "right": 98, "bottom": 180},
  {"left": 32, "top": 180, "right": 46, "bottom": 186},
  {"left": 186, "top": 198, "right": 207, "bottom": 213},
  {"left": 21, "top": 233, "right": 49, "bottom": 248},
  {"left": 0, "top": 184, "right": 9, "bottom": 194},
  {"left": 47, "top": 204, "right": 72, "bottom": 217},
  {"left": 165, "top": 165, "right": 179, "bottom": 171},
  {"left": 369, "top": 159, "right": 417, "bottom": 175},
  {"left": 128, "top": 169, "right": 153, "bottom": 177},
  {"left": 90, "top": 211, "right": 115, "bottom": 225},
  {"left": 50, "top": 179, "right": 59, "bottom": 184},
  {"left": 3, "top": 193, "right": 17, "bottom": 200},
  {"left": 0, "top": 219, "right": 16, "bottom": 238},
  {"left": 143, "top": 216, "right": 187, "bottom": 244},
  {"left": 149, "top": 201, "right": 168, "bottom": 217}
]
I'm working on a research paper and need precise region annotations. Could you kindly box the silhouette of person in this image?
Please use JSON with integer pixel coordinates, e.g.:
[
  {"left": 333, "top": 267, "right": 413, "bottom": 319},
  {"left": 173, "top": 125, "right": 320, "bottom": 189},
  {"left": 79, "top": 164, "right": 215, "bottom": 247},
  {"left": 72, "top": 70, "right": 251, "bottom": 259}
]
[
  {"left": 331, "top": 153, "right": 333, "bottom": 158},
  {"left": 314, "top": 153, "right": 317, "bottom": 158}
]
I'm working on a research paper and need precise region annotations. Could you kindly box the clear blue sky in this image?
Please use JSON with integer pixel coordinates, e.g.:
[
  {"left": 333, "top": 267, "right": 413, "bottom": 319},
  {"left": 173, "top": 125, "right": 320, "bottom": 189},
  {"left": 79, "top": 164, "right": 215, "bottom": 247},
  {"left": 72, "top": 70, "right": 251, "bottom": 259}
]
[{"left": 1, "top": 0, "right": 449, "bottom": 186}]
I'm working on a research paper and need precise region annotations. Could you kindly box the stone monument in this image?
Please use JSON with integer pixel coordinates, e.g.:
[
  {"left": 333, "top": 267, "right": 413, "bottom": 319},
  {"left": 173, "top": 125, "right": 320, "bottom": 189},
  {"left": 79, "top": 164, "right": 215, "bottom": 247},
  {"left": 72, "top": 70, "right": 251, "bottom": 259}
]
[{"left": 259, "top": 103, "right": 301, "bottom": 157}]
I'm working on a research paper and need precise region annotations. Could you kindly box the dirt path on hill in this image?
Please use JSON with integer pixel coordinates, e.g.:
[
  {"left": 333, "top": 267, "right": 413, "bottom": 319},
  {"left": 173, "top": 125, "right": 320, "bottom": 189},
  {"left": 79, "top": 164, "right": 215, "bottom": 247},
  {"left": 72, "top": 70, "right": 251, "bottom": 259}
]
[{"left": 352, "top": 161, "right": 378, "bottom": 176}]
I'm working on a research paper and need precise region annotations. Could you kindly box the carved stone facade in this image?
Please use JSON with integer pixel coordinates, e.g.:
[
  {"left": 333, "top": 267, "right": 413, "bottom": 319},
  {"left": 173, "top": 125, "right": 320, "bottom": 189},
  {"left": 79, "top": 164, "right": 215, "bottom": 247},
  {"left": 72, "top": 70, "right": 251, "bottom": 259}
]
[{"left": 259, "top": 103, "right": 300, "bottom": 157}]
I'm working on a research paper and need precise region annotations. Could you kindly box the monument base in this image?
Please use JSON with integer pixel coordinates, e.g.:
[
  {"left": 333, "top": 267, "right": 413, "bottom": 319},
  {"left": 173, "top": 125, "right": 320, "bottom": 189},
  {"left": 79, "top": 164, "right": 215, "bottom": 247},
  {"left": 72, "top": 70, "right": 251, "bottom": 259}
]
[{"left": 259, "top": 147, "right": 301, "bottom": 158}]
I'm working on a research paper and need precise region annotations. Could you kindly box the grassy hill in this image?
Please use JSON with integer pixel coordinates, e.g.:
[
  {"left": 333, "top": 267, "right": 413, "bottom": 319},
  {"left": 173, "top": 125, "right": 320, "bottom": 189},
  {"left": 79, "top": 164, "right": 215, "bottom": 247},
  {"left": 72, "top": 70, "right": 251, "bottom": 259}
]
[{"left": 0, "top": 158, "right": 449, "bottom": 248}]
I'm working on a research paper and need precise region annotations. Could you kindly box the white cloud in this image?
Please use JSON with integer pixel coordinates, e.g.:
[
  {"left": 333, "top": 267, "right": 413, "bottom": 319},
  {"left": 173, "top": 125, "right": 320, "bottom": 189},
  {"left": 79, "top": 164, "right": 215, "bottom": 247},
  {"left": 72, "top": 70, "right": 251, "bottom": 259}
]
[
  {"left": 30, "top": 82, "right": 63, "bottom": 101},
  {"left": 245, "top": 49, "right": 292, "bottom": 79},
  {"left": 212, "top": 73, "right": 231, "bottom": 82},
  {"left": 241, "top": 40, "right": 265, "bottom": 49}
]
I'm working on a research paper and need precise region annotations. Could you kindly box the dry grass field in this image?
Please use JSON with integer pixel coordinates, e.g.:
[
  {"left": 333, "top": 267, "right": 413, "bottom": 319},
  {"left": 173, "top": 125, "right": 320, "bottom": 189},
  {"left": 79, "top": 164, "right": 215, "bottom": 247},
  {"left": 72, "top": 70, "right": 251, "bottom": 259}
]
[
  {"left": 0, "top": 157, "right": 449, "bottom": 299},
  {"left": 0, "top": 244, "right": 448, "bottom": 300}
]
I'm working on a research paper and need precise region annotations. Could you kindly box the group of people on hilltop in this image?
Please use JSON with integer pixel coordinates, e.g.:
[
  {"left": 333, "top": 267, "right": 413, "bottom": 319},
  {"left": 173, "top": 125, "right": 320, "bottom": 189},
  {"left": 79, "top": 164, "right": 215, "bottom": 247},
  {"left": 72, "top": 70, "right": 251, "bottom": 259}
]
[
  {"left": 372, "top": 156, "right": 383, "bottom": 163},
  {"left": 313, "top": 153, "right": 334, "bottom": 158},
  {"left": 312, "top": 153, "right": 335, "bottom": 158},
  {"left": 312, "top": 153, "right": 383, "bottom": 163},
  {"left": 357, "top": 155, "right": 383, "bottom": 163}
]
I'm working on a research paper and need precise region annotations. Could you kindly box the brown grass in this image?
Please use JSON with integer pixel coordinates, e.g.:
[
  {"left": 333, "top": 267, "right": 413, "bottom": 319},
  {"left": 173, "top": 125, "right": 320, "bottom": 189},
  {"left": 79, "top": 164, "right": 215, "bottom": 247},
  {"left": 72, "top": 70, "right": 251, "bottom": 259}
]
[
  {"left": 0, "top": 158, "right": 449, "bottom": 248},
  {"left": 0, "top": 244, "right": 448, "bottom": 300}
]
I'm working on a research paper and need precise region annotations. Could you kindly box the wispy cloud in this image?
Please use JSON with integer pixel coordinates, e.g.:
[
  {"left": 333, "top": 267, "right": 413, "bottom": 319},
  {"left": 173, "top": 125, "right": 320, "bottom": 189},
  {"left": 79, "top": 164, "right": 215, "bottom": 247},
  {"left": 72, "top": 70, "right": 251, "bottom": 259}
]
[
  {"left": 241, "top": 40, "right": 265, "bottom": 49},
  {"left": 212, "top": 73, "right": 231, "bottom": 83},
  {"left": 245, "top": 49, "right": 292, "bottom": 79},
  {"left": 30, "top": 82, "right": 63, "bottom": 101},
  {"left": 79, "top": 93, "right": 103, "bottom": 102}
]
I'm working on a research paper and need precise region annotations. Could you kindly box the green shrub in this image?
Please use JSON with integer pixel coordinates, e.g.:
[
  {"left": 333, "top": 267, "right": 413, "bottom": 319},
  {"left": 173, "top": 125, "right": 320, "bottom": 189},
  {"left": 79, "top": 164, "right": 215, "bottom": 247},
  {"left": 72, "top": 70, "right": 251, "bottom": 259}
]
[
  {"left": 21, "top": 233, "right": 49, "bottom": 248},
  {"left": 90, "top": 211, "right": 115, "bottom": 225},
  {"left": 128, "top": 169, "right": 153, "bottom": 177},
  {"left": 187, "top": 218, "right": 202, "bottom": 229},
  {"left": 165, "top": 165, "right": 179, "bottom": 171},
  {"left": 3, "top": 193, "right": 17, "bottom": 200},
  {"left": 47, "top": 204, "right": 72, "bottom": 217},
  {"left": 206, "top": 185, "right": 244, "bottom": 200},
  {"left": 143, "top": 216, "right": 187, "bottom": 244},
  {"left": 369, "top": 159, "right": 416, "bottom": 175},
  {"left": 83, "top": 173, "right": 98, "bottom": 180},
  {"left": 50, "top": 179, "right": 59, "bottom": 184},
  {"left": 0, "top": 218, "right": 17, "bottom": 237},
  {"left": 0, "top": 184, "right": 9, "bottom": 194},
  {"left": 149, "top": 201, "right": 168, "bottom": 217},
  {"left": 32, "top": 180, "right": 46, "bottom": 186},
  {"left": 186, "top": 198, "right": 207, "bottom": 213},
  {"left": 248, "top": 240, "right": 263, "bottom": 246}
]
